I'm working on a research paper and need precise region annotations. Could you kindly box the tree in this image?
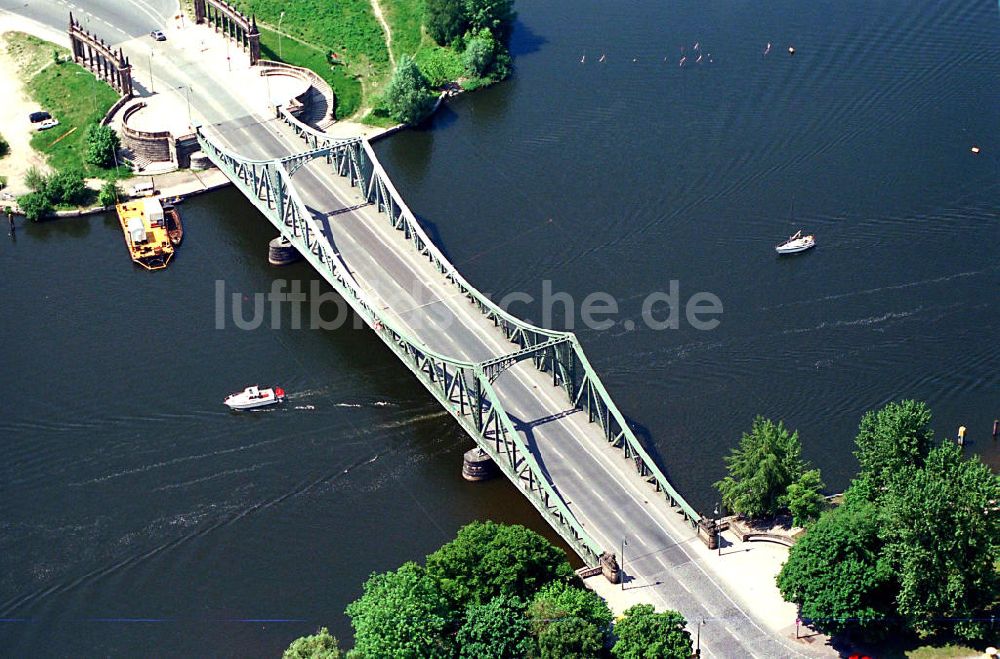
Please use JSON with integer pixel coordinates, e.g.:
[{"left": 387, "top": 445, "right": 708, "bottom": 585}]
[
  {"left": 880, "top": 442, "right": 1000, "bottom": 640},
  {"left": 382, "top": 55, "right": 436, "bottom": 125},
  {"left": 463, "top": 0, "right": 515, "bottom": 43},
  {"left": 85, "top": 124, "right": 120, "bottom": 169},
  {"left": 0, "top": 133, "right": 8, "bottom": 158},
  {"left": 345, "top": 561, "right": 454, "bottom": 658},
  {"left": 455, "top": 595, "right": 534, "bottom": 658},
  {"left": 611, "top": 604, "right": 692, "bottom": 659},
  {"left": 282, "top": 627, "right": 343, "bottom": 659},
  {"left": 17, "top": 191, "right": 53, "bottom": 222},
  {"left": 463, "top": 29, "right": 497, "bottom": 78},
  {"left": 425, "top": 0, "right": 467, "bottom": 45},
  {"left": 537, "top": 617, "right": 604, "bottom": 659},
  {"left": 776, "top": 497, "right": 895, "bottom": 638},
  {"left": 425, "top": 521, "right": 574, "bottom": 609},
  {"left": 98, "top": 179, "right": 122, "bottom": 208},
  {"left": 779, "top": 468, "right": 826, "bottom": 527},
  {"left": 853, "top": 400, "right": 933, "bottom": 500},
  {"left": 715, "top": 416, "right": 807, "bottom": 518}
]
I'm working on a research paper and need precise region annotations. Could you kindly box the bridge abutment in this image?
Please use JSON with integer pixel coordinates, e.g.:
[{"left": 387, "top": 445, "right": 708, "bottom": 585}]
[{"left": 268, "top": 235, "right": 302, "bottom": 266}]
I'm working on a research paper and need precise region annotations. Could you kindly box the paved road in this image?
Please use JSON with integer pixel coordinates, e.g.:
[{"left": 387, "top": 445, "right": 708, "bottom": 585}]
[
  {"left": 204, "top": 116, "right": 823, "bottom": 658},
  {"left": 1, "top": 0, "right": 176, "bottom": 41}
]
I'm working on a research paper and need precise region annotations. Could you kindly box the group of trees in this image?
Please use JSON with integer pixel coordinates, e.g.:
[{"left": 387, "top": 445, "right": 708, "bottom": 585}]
[
  {"left": 17, "top": 166, "right": 89, "bottom": 221},
  {"left": 776, "top": 400, "right": 1000, "bottom": 643},
  {"left": 715, "top": 416, "right": 826, "bottom": 526},
  {"left": 381, "top": 0, "right": 515, "bottom": 125},
  {"left": 284, "top": 521, "right": 693, "bottom": 658}
]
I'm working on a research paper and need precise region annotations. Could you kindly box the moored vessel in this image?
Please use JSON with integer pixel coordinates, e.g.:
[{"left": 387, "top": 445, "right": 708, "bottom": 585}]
[
  {"left": 775, "top": 230, "right": 816, "bottom": 254},
  {"left": 164, "top": 203, "right": 183, "bottom": 246},
  {"left": 116, "top": 197, "right": 174, "bottom": 270}
]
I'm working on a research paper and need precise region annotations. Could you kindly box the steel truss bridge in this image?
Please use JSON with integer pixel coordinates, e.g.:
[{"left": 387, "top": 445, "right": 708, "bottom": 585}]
[{"left": 195, "top": 109, "right": 701, "bottom": 567}]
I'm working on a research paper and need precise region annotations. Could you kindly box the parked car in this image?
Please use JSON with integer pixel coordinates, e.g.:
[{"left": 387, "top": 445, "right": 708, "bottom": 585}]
[
  {"left": 150, "top": 30, "right": 166, "bottom": 41},
  {"left": 28, "top": 111, "right": 51, "bottom": 123},
  {"left": 36, "top": 118, "right": 60, "bottom": 131}
]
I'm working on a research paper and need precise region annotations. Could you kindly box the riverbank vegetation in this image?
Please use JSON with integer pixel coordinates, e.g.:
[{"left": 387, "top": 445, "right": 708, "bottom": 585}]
[
  {"left": 776, "top": 400, "right": 1000, "bottom": 647},
  {"left": 283, "top": 521, "right": 693, "bottom": 657},
  {"left": 229, "top": 0, "right": 515, "bottom": 124},
  {"left": 715, "top": 416, "right": 826, "bottom": 526}
]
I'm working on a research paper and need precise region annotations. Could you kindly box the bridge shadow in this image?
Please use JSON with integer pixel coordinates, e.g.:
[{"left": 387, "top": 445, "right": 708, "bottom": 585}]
[{"left": 506, "top": 407, "right": 585, "bottom": 497}]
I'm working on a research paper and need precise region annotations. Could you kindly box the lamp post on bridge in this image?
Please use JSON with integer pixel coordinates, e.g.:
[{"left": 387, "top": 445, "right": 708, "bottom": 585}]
[
  {"left": 696, "top": 619, "right": 705, "bottom": 656},
  {"left": 620, "top": 536, "right": 627, "bottom": 591},
  {"left": 714, "top": 503, "right": 721, "bottom": 556},
  {"left": 148, "top": 49, "right": 155, "bottom": 93}
]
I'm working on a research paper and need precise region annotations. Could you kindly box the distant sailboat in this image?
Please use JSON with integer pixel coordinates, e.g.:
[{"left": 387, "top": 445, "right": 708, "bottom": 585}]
[
  {"left": 599, "top": 53, "right": 606, "bottom": 62},
  {"left": 679, "top": 56, "right": 687, "bottom": 67},
  {"left": 580, "top": 53, "right": 586, "bottom": 63},
  {"left": 764, "top": 42, "right": 772, "bottom": 56}
]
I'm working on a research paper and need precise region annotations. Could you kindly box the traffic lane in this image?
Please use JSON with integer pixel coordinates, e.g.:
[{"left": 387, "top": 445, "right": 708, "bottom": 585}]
[{"left": 4, "top": 0, "right": 174, "bottom": 41}]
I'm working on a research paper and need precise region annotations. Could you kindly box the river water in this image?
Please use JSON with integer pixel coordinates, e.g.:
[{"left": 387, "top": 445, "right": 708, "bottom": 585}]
[{"left": 2, "top": 0, "right": 997, "bottom": 655}]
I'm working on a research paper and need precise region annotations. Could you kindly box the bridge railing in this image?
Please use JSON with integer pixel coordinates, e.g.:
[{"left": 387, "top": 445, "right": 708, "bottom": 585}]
[{"left": 194, "top": 125, "right": 605, "bottom": 564}]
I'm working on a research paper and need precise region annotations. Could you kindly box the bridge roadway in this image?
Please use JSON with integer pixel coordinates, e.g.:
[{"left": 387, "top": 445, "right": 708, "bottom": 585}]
[{"left": 206, "top": 115, "right": 809, "bottom": 658}]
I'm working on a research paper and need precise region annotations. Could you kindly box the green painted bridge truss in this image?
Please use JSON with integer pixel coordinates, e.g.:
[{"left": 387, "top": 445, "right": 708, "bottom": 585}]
[{"left": 195, "top": 109, "right": 701, "bottom": 567}]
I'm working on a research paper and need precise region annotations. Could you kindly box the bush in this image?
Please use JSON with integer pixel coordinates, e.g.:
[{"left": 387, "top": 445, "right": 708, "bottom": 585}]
[
  {"left": 45, "top": 169, "right": 87, "bottom": 206},
  {"left": 463, "top": 29, "right": 496, "bottom": 78},
  {"left": 98, "top": 179, "right": 121, "bottom": 208},
  {"left": 0, "top": 133, "right": 8, "bottom": 158},
  {"left": 414, "top": 46, "right": 465, "bottom": 87},
  {"left": 382, "top": 54, "right": 436, "bottom": 125},
  {"left": 17, "top": 191, "right": 53, "bottom": 221},
  {"left": 25, "top": 166, "right": 47, "bottom": 192},
  {"left": 85, "top": 125, "right": 120, "bottom": 169},
  {"left": 611, "top": 604, "right": 692, "bottom": 659},
  {"left": 0, "top": 175, "right": 7, "bottom": 190}
]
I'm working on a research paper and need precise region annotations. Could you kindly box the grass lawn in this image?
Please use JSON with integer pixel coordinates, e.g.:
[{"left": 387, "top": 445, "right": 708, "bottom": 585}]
[
  {"left": 257, "top": 26, "right": 362, "bottom": 120},
  {"left": 380, "top": 0, "right": 425, "bottom": 61},
  {"left": 4, "top": 33, "right": 126, "bottom": 178}
]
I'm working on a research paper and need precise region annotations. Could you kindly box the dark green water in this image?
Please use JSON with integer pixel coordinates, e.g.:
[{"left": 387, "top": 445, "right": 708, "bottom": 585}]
[{"left": 2, "top": 0, "right": 998, "bottom": 655}]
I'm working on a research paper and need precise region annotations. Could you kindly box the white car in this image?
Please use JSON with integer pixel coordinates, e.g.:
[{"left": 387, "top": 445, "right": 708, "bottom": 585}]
[{"left": 36, "top": 118, "right": 60, "bottom": 131}]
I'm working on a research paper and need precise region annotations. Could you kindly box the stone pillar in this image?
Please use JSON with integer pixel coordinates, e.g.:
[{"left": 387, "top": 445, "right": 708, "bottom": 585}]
[
  {"left": 462, "top": 448, "right": 497, "bottom": 481},
  {"left": 120, "top": 62, "right": 133, "bottom": 97},
  {"left": 194, "top": 0, "right": 206, "bottom": 24},
  {"left": 600, "top": 552, "right": 621, "bottom": 584},
  {"left": 248, "top": 15, "right": 260, "bottom": 65}
]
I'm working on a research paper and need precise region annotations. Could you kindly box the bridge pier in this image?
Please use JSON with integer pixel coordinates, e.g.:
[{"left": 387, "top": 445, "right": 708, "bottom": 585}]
[
  {"left": 461, "top": 448, "right": 498, "bottom": 481},
  {"left": 268, "top": 235, "right": 301, "bottom": 265}
]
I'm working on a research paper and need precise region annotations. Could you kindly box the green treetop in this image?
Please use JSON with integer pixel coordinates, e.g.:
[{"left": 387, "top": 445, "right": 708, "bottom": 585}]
[
  {"left": 881, "top": 442, "right": 1000, "bottom": 639},
  {"left": 382, "top": 54, "right": 436, "bottom": 125},
  {"left": 715, "top": 416, "right": 810, "bottom": 518},
  {"left": 345, "top": 561, "right": 454, "bottom": 657},
  {"left": 282, "top": 627, "right": 343, "bottom": 659},
  {"left": 425, "top": 520, "right": 574, "bottom": 609},
  {"left": 611, "top": 604, "right": 692, "bottom": 659}
]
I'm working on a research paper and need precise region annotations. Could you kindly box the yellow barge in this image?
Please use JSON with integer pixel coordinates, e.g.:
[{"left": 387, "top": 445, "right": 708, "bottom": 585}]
[{"left": 116, "top": 197, "right": 174, "bottom": 270}]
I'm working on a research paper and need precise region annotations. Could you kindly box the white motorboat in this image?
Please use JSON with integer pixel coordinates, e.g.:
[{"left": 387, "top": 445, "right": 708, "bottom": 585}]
[
  {"left": 775, "top": 230, "right": 816, "bottom": 254},
  {"left": 224, "top": 385, "right": 286, "bottom": 410}
]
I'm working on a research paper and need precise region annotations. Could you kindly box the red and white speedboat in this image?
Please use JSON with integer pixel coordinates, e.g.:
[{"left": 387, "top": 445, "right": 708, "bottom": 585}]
[
  {"left": 775, "top": 230, "right": 816, "bottom": 254},
  {"left": 224, "top": 385, "right": 286, "bottom": 410}
]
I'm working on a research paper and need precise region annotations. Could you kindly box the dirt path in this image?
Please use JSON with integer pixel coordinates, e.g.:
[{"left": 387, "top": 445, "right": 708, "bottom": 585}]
[
  {"left": 0, "top": 32, "right": 54, "bottom": 196},
  {"left": 369, "top": 0, "right": 395, "bottom": 69}
]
